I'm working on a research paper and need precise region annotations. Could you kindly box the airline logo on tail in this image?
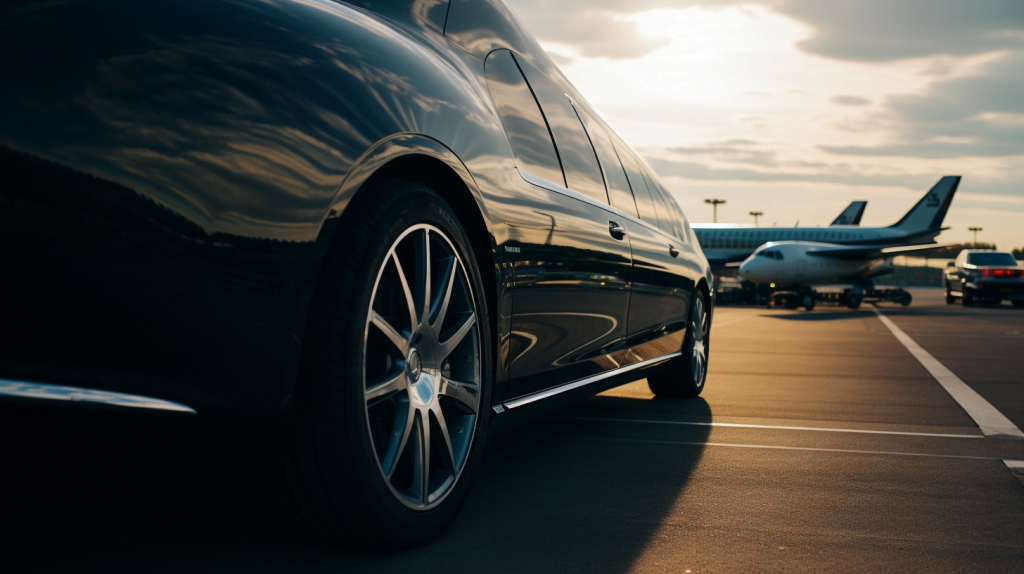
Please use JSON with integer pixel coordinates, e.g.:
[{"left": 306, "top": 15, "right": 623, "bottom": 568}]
[{"left": 889, "top": 175, "right": 959, "bottom": 235}]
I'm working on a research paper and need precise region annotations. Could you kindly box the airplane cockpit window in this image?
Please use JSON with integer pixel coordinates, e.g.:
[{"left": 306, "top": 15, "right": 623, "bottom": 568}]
[{"left": 757, "top": 249, "right": 783, "bottom": 260}]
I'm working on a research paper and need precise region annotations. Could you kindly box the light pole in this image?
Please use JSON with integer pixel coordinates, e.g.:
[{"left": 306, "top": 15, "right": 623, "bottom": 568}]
[
  {"left": 749, "top": 211, "right": 763, "bottom": 226},
  {"left": 968, "top": 226, "right": 983, "bottom": 245},
  {"left": 705, "top": 198, "right": 726, "bottom": 223}
]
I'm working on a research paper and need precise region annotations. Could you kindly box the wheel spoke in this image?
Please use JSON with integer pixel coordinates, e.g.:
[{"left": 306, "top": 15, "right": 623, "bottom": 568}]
[
  {"left": 382, "top": 399, "right": 414, "bottom": 479},
  {"left": 370, "top": 311, "right": 408, "bottom": 355},
  {"left": 432, "top": 404, "right": 459, "bottom": 473},
  {"left": 412, "top": 410, "right": 431, "bottom": 503},
  {"left": 439, "top": 377, "right": 479, "bottom": 413},
  {"left": 389, "top": 252, "right": 418, "bottom": 332},
  {"left": 431, "top": 258, "right": 458, "bottom": 329},
  {"left": 439, "top": 312, "right": 476, "bottom": 360},
  {"left": 413, "top": 230, "right": 431, "bottom": 327},
  {"left": 365, "top": 371, "right": 406, "bottom": 406}
]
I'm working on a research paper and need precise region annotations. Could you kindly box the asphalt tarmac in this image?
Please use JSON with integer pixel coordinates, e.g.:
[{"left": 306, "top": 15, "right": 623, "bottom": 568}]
[{"left": 3, "top": 288, "right": 1023, "bottom": 573}]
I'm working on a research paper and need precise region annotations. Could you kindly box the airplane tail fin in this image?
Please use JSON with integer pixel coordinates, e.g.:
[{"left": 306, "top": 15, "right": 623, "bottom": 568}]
[
  {"left": 888, "top": 176, "right": 960, "bottom": 234},
  {"left": 831, "top": 201, "right": 867, "bottom": 226}
]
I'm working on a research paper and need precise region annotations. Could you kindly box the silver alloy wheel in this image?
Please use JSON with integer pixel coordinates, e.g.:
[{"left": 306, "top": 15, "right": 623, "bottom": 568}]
[
  {"left": 363, "top": 223, "right": 481, "bottom": 510},
  {"left": 690, "top": 296, "right": 708, "bottom": 386}
]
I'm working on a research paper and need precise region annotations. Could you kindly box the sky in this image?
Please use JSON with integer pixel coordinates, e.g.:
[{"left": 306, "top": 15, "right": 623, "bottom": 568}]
[{"left": 505, "top": 0, "right": 1024, "bottom": 250}]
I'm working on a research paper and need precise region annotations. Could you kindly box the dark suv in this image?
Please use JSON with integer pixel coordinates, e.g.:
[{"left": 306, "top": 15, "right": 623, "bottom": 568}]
[{"left": 945, "top": 250, "right": 1024, "bottom": 306}]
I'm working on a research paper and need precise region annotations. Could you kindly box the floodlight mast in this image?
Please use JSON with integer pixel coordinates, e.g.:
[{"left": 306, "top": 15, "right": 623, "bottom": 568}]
[
  {"left": 968, "top": 226, "right": 983, "bottom": 244},
  {"left": 749, "top": 211, "right": 763, "bottom": 226},
  {"left": 704, "top": 198, "right": 726, "bottom": 223}
]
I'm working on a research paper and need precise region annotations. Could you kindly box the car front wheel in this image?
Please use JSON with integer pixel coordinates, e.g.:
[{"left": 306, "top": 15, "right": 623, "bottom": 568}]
[{"left": 272, "top": 178, "right": 492, "bottom": 548}]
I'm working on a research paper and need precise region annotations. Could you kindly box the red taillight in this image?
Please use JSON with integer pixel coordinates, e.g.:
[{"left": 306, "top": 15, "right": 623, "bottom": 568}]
[{"left": 983, "top": 268, "right": 1023, "bottom": 278}]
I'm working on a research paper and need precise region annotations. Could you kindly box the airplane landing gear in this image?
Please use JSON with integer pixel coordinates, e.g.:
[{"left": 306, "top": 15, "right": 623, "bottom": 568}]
[
  {"left": 801, "top": 293, "right": 815, "bottom": 311},
  {"left": 770, "top": 284, "right": 816, "bottom": 310},
  {"left": 770, "top": 282, "right": 913, "bottom": 311}
]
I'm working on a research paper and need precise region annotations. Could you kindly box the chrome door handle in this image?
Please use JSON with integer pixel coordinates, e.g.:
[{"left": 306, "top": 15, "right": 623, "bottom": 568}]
[
  {"left": 669, "top": 245, "right": 679, "bottom": 257},
  {"left": 608, "top": 221, "right": 626, "bottom": 240}
]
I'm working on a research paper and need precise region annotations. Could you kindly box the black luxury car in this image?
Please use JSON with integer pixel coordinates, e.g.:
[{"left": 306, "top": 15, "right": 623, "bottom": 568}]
[
  {"left": 0, "top": 0, "right": 713, "bottom": 546},
  {"left": 944, "top": 250, "right": 1024, "bottom": 306}
]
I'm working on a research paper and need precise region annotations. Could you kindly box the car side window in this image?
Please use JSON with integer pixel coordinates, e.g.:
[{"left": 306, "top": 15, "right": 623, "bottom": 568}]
[
  {"left": 613, "top": 140, "right": 659, "bottom": 227},
  {"left": 664, "top": 183, "right": 690, "bottom": 242},
  {"left": 643, "top": 170, "right": 679, "bottom": 237},
  {"left": 513, "top": 56, "right": 608, "bottom": 204},
  {"left": 568, "top": 99, "right": 639, "bottom": 217},
  {"left": 484, "top": 50, "right": 565, "bottom": 188}
]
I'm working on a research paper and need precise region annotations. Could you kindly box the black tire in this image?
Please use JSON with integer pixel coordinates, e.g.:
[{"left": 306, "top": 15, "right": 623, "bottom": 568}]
[
  {"left": 648, "top": 290, "right": 710, "bottom": 398},
  {"left": 1013, "top": 300, "right": 1024, "bottom": 308},
  {"left": 846, "top": 294, "right": 863, "bottom": 309},
  {"left": 963, "top": 290, "right": 975, "bottom": 307},
  {"left": 945, "top": 283, "right": 955, "bottom": 304},
  {"left": 802, "top": 294, "right": 815, "bottom": 311},
  {"left": 271, "top": 178, "right": 493, "bottom": 549},
  {"left": 900, "top": 292, "right": 913, "bottom": 306}
]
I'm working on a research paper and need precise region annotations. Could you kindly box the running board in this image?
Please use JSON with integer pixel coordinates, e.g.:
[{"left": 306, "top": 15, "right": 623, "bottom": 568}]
[
  {"left": 501, "top": 351, "right": 682, "bottom": 410},
  {"left": 0, "top": 378, "right": 197, "bottom": 414}
]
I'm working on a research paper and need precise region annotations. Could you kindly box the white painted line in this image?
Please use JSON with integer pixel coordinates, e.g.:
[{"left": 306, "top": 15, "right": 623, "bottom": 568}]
[
  {"left": 515, "top": 433, "right": 1024, "bottom": 462},
  {"left": 1005, "top": 460, "right": 1024, "bottom": 488},
  {"left": 872, "top": 307, "right": 1024, "bottom": 439},
  {"left": 554, "top": 416, "right": 983, "bottom": 439}
]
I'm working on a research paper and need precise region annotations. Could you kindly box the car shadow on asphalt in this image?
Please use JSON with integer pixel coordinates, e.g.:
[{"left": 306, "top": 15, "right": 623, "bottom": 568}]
[
  {"left": 759, "top": 310, "right": 876, "bottom": 321},
  {"left": 1, "top": 396, "right": 711, "bottom": 573}
]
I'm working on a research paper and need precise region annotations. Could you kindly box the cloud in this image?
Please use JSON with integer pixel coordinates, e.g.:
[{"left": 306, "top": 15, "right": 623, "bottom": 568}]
[
  {"left": 665, "top": 139, "right": 777, "bottom": 165},
  {"left": 507, "top": 0, "right": 726, "bottom": 59},
  {"left": 645, "top": 156, "right": 921, "bottom": 187},
  {"left": 780, "top": 0, "right": 1024, "bottom": 61},
  {"left": 508, "top": 0, "right": 1024, "bottom": 62},
  {"left": 821, "top": 52, "right": 1024, "bottom": 158},
  {"left": 830, "top": 95, "right": 871, "bottom": 106}
]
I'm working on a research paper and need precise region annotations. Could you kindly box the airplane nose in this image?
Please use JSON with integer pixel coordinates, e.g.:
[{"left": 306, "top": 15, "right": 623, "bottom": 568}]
[{"left": 738, "top": 260, "right": 761, "bottom": 282}]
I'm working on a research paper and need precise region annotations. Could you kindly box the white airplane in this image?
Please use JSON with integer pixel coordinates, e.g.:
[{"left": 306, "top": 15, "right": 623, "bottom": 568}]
[
  {"left": 693, "top": 176, "right": 959, "bottom": 270},
  {"left": 735, "top": 176, "right": 961, "bottom": 309}
]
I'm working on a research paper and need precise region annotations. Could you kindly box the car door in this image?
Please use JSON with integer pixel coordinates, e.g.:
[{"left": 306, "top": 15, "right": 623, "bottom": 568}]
[
  {"left": 615, "top": 146, "right": 696, "bottom": 364},
  {"left": 485, "top": 51, "right": 633, "bottom": 401}
]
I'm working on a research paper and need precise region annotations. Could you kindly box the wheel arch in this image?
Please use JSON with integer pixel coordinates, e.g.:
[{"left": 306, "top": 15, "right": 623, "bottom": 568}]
[
  {"left": 696, "top": 276, "right": 713, "bottom": 327},
  {"left": 297, "top": 134, "right": 500, "bottom": 405}
]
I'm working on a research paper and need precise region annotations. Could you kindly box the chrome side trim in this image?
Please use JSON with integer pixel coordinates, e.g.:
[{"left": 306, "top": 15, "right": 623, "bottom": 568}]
[
  {"left": 516, "top": 168, "right": 687, "bottom": 247},
  {"left": 502, "top": 351, "right": 682, "bottom": 410},
  {"left": 0, "top": 379, "right": 197, "bottom": 414}
]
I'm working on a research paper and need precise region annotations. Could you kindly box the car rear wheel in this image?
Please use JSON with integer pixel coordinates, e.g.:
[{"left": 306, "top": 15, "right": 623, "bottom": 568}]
[
  {"left": 271, "top": 178, "right": 492, "bottom": 549},
  {"left": 1013, "top": 300, "right": 1024, "bottom": 308},
  {"left": 945, "top": 283, "right": 955, "bottom": 304},
  {"left": 963, "top": 289, "right": 975, "bottom": 307},
  {"left": 647, "top": 291, "right": 710, "bottom": 398}
]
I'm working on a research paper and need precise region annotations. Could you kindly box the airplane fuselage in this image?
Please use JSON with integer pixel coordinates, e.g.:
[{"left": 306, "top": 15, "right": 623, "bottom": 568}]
[
  {"left": 693, "top": 224, "right": 941, "bottom": 267},
  {"left": 736, "top": 241, "right": 892, "bottom": 284}
]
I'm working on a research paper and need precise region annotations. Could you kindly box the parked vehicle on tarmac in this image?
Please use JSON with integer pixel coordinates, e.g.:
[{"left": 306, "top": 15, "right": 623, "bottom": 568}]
[
  {"left": 945, "top": 250, "right": 1024, "bottom": 306},
  {"left": 0, "top": 0, "right": 713, "bottom": 548}
]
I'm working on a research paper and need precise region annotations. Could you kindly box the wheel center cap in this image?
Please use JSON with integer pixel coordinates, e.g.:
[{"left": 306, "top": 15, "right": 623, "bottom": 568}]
[
  {"left": 407, "top": 348, "right": 423, "bottom": 381},
  {"left": 406, "top": 348, "right": 437, "bottom": 407}
]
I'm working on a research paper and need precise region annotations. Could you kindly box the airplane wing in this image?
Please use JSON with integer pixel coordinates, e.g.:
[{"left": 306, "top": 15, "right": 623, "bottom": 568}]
[
  {"left": 705, "top": 254, "right": 751, "bottom": 269},
  {"left": 806, "top": 243, "right": 962, "bottom": 260}
]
